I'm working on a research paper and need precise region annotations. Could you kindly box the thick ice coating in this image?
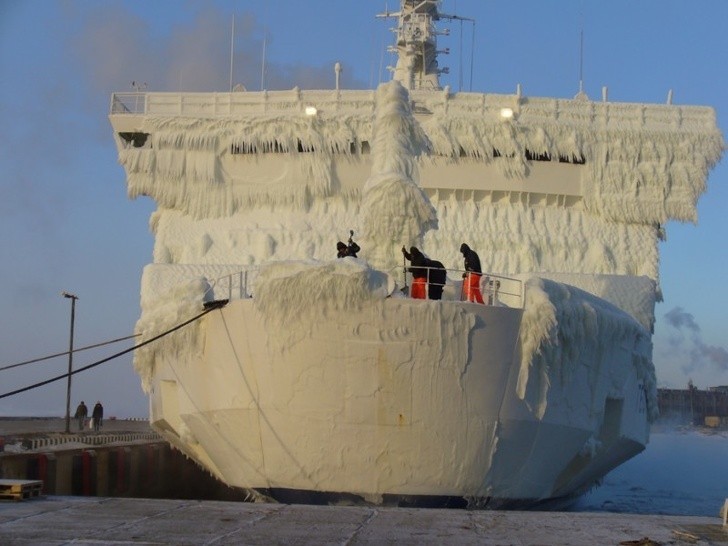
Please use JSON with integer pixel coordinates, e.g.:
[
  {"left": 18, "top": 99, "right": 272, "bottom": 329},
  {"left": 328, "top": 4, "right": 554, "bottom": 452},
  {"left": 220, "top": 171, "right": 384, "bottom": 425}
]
[{"left": 112, "top": 72, "right": 722, "bottom": 504}]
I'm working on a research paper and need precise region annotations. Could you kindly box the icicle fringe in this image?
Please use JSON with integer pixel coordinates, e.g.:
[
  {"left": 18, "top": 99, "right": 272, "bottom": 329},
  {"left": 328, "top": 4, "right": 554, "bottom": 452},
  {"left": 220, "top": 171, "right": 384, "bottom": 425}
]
[{"left": 517, "top": 277, "right": 658, "bottom": 422}]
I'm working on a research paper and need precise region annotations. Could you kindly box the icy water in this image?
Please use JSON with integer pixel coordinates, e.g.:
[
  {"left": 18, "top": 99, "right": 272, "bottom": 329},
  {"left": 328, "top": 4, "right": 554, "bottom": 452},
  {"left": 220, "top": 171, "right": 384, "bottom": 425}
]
[{"left": 573, "top": 428, "right": 728, "bottom": 517}]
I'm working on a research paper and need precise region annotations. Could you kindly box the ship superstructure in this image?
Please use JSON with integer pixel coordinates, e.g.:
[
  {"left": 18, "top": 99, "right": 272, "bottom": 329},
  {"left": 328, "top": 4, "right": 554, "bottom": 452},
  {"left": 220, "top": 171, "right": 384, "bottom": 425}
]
[{"left": 108, "top": 1, "right": 723, "bottom": 507}]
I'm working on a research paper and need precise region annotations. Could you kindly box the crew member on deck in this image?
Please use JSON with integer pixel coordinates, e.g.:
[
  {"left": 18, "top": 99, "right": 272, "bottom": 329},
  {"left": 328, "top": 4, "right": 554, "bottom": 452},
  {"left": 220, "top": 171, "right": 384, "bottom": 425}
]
[
  {"left": 427, "top": 258, "right": 446, "bottom": 301},
  {"left": 402, "top": 246, "right": 429, "bottom": 299},
  {"left": 460, "top": 243, "right": 484, "bottom": 303},
  {"left": 337, "top": 231, "right": 360, "bottom": 258}
]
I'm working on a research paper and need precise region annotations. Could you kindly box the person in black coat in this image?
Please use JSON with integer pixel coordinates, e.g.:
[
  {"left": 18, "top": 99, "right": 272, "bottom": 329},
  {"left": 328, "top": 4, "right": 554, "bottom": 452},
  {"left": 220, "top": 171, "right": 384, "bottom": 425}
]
[
  {"left": 336, "top": 240, "right": 360, "bottom": 258},
  {"left": 337, "top": 231, "right": 360, "bottom": 258},
  {"left": 402, "top": 246, "right": 445, "bottom": 300},
  {"left": 402, "top": 246, "right": 429, "bottom": 299},
  {"left": 74, "top": 401, "right": 88, "bottom": 431},
  {"left": 460, "top": 243, "right": 484, "bottom": 303},
  {"left": 427, "top": 259, "right": 446, "bottom": 300},
  {"left": 92, "top": 401, "right": 104, "bottom": 432}
]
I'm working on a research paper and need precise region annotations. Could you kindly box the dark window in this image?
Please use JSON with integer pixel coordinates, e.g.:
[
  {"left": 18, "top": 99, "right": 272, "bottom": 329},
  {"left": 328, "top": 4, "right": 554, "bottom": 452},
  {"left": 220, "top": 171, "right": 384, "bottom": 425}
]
[
  {"left": 349, "top": 140, "right": 370, "bottom": 154},
  {"left": 119, "top": 132, "right": 149, "bottom": 148},
  {"left": 231, "top": 141, "right": 290, "bottom": 154},
  {"left": 523, "top": 149, "right": 585, "bottom": 164},
  {"left": 558, "top": 154, "right": 585, "bottom": 164},
  {"left": 525, "top": 150, "right": 551, "bottom": 161},
  {"left": 231, "top": 139, "right": 371, "bottom": 155}
]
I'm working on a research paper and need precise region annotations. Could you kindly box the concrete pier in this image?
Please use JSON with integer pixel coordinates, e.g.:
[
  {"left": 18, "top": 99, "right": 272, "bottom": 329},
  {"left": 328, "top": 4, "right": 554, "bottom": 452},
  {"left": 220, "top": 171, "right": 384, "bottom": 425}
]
[
  {"left": 2, "top": 419, "right": 727, "bottom": 544},
  {"left": 1, "top": 496, "right": 727, "bottom": 545},
  {"left": 0, "top": 418, "right": 249, "bottom": 501}
]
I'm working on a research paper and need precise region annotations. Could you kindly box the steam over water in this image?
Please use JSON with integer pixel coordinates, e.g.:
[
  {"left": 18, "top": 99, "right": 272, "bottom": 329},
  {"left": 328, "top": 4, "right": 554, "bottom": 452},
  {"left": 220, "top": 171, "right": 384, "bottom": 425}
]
[{"left": 574, "top": 429, "right": 728, "bottom": 517}]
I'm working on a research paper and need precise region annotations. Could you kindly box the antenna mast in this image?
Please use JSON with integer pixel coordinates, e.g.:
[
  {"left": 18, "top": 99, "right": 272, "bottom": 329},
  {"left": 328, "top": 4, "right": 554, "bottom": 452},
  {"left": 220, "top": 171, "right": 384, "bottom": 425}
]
[
  {"left": 377, "top": 0, "right": 446, "bottom": 91},
  {"left": 575, "top": 6, "right": 588, "bottom": 100},
  {"left": 579, "top": 28, "right": 584, "bottom": 95},
  {"left": 229, "top": 15, "right": 235, "bottom": 92},
  {"left": 376, "top": 0, "right": 472, "bottom": 91},
  {"left": 261, "top": 29, "right": 267, "bottom": 91}
]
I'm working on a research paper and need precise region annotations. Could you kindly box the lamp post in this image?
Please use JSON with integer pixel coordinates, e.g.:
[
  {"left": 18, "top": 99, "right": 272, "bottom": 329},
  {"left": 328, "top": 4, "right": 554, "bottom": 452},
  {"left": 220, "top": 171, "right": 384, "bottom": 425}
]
[{"left": 62, "top": 292, "right": 78, "bottom": 434}]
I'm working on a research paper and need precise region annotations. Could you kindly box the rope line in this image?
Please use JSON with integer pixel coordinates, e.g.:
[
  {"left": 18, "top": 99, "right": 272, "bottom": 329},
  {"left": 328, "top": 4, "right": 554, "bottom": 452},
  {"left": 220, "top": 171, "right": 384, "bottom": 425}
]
[
  {"left": 0, "top": 334, "right": 141, "bottom": 372},
  {"left": 0, "top": 301, "right": 227, "bottom": 400}
]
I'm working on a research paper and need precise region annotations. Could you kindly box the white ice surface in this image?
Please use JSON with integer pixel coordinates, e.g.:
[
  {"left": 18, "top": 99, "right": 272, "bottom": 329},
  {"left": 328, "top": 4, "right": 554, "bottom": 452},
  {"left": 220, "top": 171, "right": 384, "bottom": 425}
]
[
  {"left": 117, "top": 82, "right": 722, "bottom": 425},
  {"left": 516, "top": 276, "right": 657, "bottom": 421}
]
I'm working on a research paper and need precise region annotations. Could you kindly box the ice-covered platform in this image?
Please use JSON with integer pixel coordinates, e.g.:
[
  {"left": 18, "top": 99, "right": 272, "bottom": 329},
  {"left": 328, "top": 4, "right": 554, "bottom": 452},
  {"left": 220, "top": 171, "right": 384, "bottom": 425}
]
[{"left": 1, "top": 496, "right": 726, "bottom": 545}]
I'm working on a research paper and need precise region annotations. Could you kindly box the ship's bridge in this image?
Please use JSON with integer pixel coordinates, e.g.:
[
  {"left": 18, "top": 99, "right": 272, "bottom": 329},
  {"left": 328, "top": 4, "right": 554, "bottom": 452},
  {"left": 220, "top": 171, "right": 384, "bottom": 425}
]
[{"left": 110, "top": 86, "right": 719, "bottom": 218}]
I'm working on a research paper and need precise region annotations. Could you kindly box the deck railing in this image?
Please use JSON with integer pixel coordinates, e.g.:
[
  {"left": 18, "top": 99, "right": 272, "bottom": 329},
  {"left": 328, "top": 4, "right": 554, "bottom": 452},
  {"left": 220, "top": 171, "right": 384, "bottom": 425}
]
[
  {"left": 400, "top": 266, "right": 523, "bottom": 307},
  {"left": 206, "top": 269, "right": 256, "bottom": 301},
  {"left": 203, "top": 265, "right": 523, "bottom": 309},
  {"left": 109, "top": 90, "right": 376, "bottom": 117},
  {"left": 110, "top": 92, "right": 145, "bottom": 114},
  {"left": 109, "top": 90, "right": 717, "bottom": 131}
]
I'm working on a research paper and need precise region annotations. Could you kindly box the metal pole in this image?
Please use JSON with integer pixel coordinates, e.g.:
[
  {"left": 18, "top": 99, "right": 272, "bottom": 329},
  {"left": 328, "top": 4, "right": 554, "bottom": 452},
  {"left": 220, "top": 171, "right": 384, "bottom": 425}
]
[
  {"left": 229, "top": 14, "right": 235, "bottom": 92},
  {"left": 260, "top": 28, "right": 267, "bottom": 91},
  {"left": 62, "top": 292, "right": 78, "bottom": 433}
]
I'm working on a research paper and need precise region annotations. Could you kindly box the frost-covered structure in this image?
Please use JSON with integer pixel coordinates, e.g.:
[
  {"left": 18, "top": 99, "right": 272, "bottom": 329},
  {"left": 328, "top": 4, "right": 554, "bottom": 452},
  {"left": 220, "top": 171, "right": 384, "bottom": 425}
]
[{"left": 109, "top": 0, "right": 722, "bottom": 508}]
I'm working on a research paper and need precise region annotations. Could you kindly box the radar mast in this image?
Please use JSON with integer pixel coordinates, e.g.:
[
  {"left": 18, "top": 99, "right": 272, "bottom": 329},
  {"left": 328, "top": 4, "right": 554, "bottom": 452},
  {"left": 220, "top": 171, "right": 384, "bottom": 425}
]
[
  {"left": 378, "top": 0, "right": 443, "bottom": 90},
  {"left": 378, "top": 0, "right": 469, "bottom": 91}
]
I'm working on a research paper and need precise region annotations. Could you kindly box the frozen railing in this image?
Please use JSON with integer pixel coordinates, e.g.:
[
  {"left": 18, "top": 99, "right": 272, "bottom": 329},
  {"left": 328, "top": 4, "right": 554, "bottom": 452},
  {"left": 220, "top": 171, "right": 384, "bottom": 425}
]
[
  {"left": 398, "top": 266, "right": 523, "bottom": 308},
  {"left": 203, "top": 266, "right": 523, "bottom": 309},
  {"left": 109, "top": 90, "right": 376, "bottom": 117},
  {"left": 205, "top": 269, "right": 258, "bottom": 302},
  {"left": 109, "top": 90, "right": 717, "bottom": 131},
  {"left": 110, "top": 93, "right": 146, "bottom": 114}
]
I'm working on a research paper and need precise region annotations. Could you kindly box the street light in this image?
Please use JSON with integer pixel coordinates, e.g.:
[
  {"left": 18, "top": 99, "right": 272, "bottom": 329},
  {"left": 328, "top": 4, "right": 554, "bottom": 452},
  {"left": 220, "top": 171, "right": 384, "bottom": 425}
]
[{"left": 61, "top": 291, "right": 78, "bottom": 434}]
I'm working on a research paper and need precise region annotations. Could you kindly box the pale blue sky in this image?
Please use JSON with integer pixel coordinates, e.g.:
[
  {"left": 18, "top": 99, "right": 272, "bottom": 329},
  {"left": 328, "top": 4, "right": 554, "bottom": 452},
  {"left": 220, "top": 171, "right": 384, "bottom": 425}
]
[{"left": 0, "top": 0, "right": 726, "bottom": 417}]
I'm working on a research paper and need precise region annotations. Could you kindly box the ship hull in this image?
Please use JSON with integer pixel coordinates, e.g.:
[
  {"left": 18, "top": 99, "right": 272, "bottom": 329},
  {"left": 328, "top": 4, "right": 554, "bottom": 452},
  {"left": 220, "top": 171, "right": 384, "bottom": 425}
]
[{"left": 148, "top": 294, "right": 649, "bottom": 507}]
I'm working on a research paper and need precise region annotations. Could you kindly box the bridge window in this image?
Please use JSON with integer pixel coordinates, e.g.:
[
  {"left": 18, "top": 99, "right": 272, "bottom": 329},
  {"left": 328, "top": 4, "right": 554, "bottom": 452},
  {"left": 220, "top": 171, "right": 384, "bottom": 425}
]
[
  {"left": 119, "top": 132, "right": 149, "bottom": 148},
  {"left": 231, "top": 139, "right": 371, "bottom": 155},
  {"left": 349, "top": 140, "right": 370, "bottom": 154},
  {"left": 525, "top": 149, "right": 585, "bottom": 164},
  {"left": 230, "top": 141, "right": 302, "bottom": 154}
]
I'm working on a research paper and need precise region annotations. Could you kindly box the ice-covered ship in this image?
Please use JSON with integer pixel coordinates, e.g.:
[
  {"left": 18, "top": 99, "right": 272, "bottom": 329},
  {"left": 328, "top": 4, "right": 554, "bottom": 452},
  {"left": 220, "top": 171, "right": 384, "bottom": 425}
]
[{"left": 109, "top": 1, "right": 723, "bottom": 508}]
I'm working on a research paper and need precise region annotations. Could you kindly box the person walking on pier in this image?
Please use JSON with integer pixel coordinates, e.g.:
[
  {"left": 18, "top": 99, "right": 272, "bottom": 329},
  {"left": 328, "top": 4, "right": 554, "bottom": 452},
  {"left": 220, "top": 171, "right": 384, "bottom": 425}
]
[
  {"left": 74, "top": 401, "right": 88, "bottom": 431},
  {"left": 92, "top": 401, "right": 104, "bottom": 432},
  {"left": 460, "top": 243, "right": 484, "bottom": 304}
]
